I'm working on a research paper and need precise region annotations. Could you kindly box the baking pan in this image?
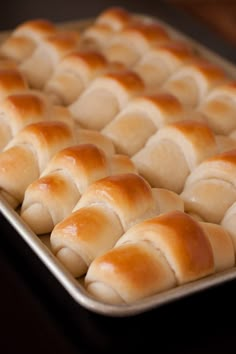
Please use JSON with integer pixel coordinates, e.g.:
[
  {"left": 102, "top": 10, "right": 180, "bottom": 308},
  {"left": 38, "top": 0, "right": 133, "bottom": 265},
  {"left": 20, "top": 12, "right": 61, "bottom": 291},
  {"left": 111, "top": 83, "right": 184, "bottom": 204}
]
[{"left": 1, "top": 13, "right": 236, "bottom": 317}]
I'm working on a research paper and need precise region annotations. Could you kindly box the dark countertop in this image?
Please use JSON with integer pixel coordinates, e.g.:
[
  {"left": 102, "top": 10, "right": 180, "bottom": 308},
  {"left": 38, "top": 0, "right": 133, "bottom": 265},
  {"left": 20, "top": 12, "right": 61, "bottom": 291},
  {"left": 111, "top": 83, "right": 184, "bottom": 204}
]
[{"left": 0, "top": 2, "right": 236, "bottom": 353}]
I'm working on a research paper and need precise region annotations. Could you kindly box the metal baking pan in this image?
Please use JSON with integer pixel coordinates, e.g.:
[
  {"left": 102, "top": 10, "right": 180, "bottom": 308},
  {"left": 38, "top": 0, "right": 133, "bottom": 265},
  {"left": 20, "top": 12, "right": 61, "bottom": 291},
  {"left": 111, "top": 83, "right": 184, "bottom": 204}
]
[{"left": 1, "top": 13, "right": 236, "bottom": 317}]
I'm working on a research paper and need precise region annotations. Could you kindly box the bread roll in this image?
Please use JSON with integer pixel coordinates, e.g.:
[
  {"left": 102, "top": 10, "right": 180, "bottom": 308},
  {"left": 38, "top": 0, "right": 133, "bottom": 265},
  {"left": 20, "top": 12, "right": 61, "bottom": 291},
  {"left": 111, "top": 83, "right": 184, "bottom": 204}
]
[
  {"left": 199, "top": 81, "right": 236, "bottom": 135},
  {"left": 163, "top": 59, "right": 227, "bottom": 108},
  {"left": 80, "top": 24, "right": 117, "bottom": 52},
  {"left": 0, "top": 19, "right": 56, "bottom": 63},
  {"left": 50, "top": 173, "right": 184, "bottom": 277},
  {"left": 0, "top": 90, "right": 78, "bottom": 151},
  {"left": 103, "top": 22, "right": 170, "bottom": 67},
  {"left": 80, "top": 7, "right": 133, "bottom": 50},
  {"left": 0, "top": 58, "right": 19, "bottom": 70},
  {"left": 0, "top": 121, "right": 78, "bottom": 208},
  {"left": 20, "top": 30, "right": 80, "bottom": 88},
  {"left": 69, "top": 70, "right": 144, "bottom": 130},
  {"left": 132, "top": 120, "right": 219, "bottom": 193},
  {"left": 221, "top": 201, "right": 236, "bottom": 253},
  {"left": 102, "top": 93, "right": 186, "bottom": 156},
  {"left": 73, "top": 128, "right": 115, "bottom": 157},
  {"left": 44, "top": 51, "right": 121, "bottom": 105},
  {"left": 85, "top": 210, "right": 233, "bottom": 304},
  {"left": 95, "top": 7, "right": 133, "bottom": 31},
  {"left": 0, "top": 68, "right": 28, "bottom": 102},
  {"left": 21, "top": 144, "right": 137, "bottom": 234},
  {"left": 134, "top": 41, "right": 194, "bottom": 90},
  {"left": 181, "top": 149, "right": 236, "bottom": 223}
]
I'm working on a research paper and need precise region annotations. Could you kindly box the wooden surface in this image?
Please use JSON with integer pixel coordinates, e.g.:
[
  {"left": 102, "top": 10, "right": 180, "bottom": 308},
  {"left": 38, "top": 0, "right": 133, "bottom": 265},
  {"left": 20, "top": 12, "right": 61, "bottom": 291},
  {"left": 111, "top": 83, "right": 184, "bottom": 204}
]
[{"left": 168, "top": 0, "right": 236, "bottom": 46}]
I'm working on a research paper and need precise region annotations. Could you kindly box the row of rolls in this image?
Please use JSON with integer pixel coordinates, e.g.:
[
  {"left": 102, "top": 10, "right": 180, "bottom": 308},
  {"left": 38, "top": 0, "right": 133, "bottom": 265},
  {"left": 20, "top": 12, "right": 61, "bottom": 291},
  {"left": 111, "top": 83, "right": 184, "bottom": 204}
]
[{"left": 0, "top": 7, "right": 236, "bottom": 305}]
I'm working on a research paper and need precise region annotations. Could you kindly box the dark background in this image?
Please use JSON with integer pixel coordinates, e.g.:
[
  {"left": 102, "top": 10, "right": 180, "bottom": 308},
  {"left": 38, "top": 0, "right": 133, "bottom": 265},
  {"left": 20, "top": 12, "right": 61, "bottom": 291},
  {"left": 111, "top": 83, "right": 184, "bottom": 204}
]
[{"left": 0, "top": 1, "right": 236, "bottom": 353}]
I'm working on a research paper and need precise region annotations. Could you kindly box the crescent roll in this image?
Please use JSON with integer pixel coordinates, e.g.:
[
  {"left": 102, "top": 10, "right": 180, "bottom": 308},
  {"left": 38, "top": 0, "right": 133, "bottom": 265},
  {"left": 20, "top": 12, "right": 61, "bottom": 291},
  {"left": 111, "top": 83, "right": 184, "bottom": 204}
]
[
  {"left": 102, "top": 93, "right": 186, "bottom": 156},
  {"left": 163, "top": 58, "right": 227, "bottom": 108},
  {"left": 80, "top": 24, "right": 117, "bottom": 52},
  {"left": 103, "top": 22, "right": 170, "bottom": 67},
  {"left": 199, "top": 81, "right": 236, "bottom": 135},
  {"left": 85, "top": 210, "right": 234, "bottom": 304},
  {"left": 44, "top": 51, "right": 122, "bottom": 105},
  {"left": 134, "top": 41, "right": 194, "bottom": 90},
  {"left": 0, "top": 68, "right": 28, "bottom": 102},
  {"left": 95, "top": 7, "right": 133, "bottom": 32},
  {"left": 21, "top": 144, "right": 137, "bottom": 234},
  {"left": 0, "top": 90, "right": 79, "bottom": 151},
  {"left": 132, "top": 120, "right": 220, "bottom": 193},
  {"left": 181, "top": 149, "right": 236, "bottom": 223},
  {"left": 0, "top": 19, "right": 56, "bottom": 63},
  {"left": 50, "top": 173, "right": 184, "bottom": 277},
  {"left": 0, "top": 121, "right": 78, "bottom": 208},
  {"left": 19, "top": 30, "right": 80, "bottom": 88},
  {"left": 221, "top": 201, "right": 236, "bottom": 254},
  {"left": 69, "top": 70, "right": 144, "bottom": 130},
  {"left": 80, "top": 7, "right": 133, "bottom": 50}
]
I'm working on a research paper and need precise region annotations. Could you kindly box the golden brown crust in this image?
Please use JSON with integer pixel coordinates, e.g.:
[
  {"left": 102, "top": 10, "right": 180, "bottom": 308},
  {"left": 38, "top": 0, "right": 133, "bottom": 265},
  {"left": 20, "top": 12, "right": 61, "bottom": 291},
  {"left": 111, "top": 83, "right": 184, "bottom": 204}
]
[
  {"left": 75, "top": 173, "right": 156, "bottom": 230},
  {"left": 96, "top": 7, "right": 132, "bottom": 31},
  {"left": 86, "top": 242, "right": 176, "bottom": 304},
  {"left": 42, "top": 144, "right": 109, "bottom": 191},
  {"left": 14, "top": 19, "right": 56, "bottom": 37},
  {"left": 0, "top": 69, "right": 28, "bottom": 97},
  {"left": 85, "top": 211, "right": 216, "bottom": 304},
  {"left": 132, "top": 120, "right": 217, "bottom": 192},
  {"left": 59, "top": 51, "right": 108, "bottom": 72},
  {"left": 0, "top": 144, "right": 39, "bottom": 207},
  {"left": 163, "top": 58, "right": 227, "bottom": 107},
  {"left": 119, "top": 22, "right": 170, "bottom": 44},
  {"left": 69, "top": 69, "right": 144, "bottom": 129},
  {"left": 50, "top": 204, "right": 124, "bottom": 277},
  {"left": 4, "top": 92, "right": 46, "bottom": 118},
  {"left": 44, "top": 51, "right": 109, "bottom": 104},
  {"left": 43, "top": 31, "right": 80, "bottom": 54},
  {"left": 164, "top": 120, "right": 216, "bottom": 151},
  {"left": 103, "top": 70, "right": 145, "bottom": 92},
  {"left": 181, "top": 149, "right": 236, "bottom": 223},
  {"left": 0, "top": 19, "right": 56, "bottom": 63},
  {"left": 103, "top": 22, "right": 170, "bottom": 67},
  {"left": 102, "top": 93, "right": 185, "bottom": 156},
  {"left": 199, "top": 81, "right": 236, "bottom": 134},
  {"left": 20, "top": 144, "right": 137, "bottom": 234},
  {"left": 7, "top": 121, "right": 75, "bottom": 172},
  {"left": 117, "top": 211, "right": 215, "bottom": 283},
  {"left": 153, "top": 41, "right": 194, "bottom": 60}
]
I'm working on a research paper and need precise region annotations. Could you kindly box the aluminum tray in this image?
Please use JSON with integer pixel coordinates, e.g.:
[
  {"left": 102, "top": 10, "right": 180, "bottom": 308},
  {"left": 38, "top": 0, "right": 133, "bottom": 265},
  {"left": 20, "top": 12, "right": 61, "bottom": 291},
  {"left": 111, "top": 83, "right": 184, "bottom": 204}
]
[{"left": 1, "top": 13, "right": 236, "bottom": 317}]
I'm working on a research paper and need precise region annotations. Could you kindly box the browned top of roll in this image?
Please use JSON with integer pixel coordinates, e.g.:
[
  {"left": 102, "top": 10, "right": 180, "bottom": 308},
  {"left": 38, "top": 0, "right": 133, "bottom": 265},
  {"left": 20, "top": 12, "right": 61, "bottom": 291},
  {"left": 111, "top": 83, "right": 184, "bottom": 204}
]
[
  {"left": 137, "top": 92, "right": 184, "bottom": 116},
  {"left": 182, "top": 58, "right": 227, "bottom": 82},
  {"left": 42, "top": 144, "right": 109, "bottom": 193},
  {"left": 118, "top": 210, "right": 215, "bottom": 283},
  {"left": 43, "top": 30, "right": 80, "bottom": 53},
  {"left": 153, "top": 40, "right": 193, "bottom": 59},
  {"left": 96, "top": 7, "right": 132, "bottom": 30},
  {"left": 166, "top": 120, "right": 216, "bottom": 145},
  {"left": 100, "top": 70, "right": 145, "bottom": 92},
  {"left": 206, "top": 148, "right": 236, "bottom": 164},
  {"left": 0, "top": 69, "right": 27, "bottom": 92},
  {"left": 8, "top": 121, "right": 75, "bottom": 172},
  {"left": 60, "top": 51, "right": 108, "bottom": 71},
  {"left": 116, "top": 22, "right": 170, "bottom": 46},
  {"left": 3, "top": 92, "right": 47, "bottom": 117},
  {"left": 15, "top": 19, "right": 56, "bottom": 36},
  {"left": 76, "top": 173, "right": 156, "bottom": 229},
  {"left": 12, "top": 120, "right": 73, "bottom": 143}
]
